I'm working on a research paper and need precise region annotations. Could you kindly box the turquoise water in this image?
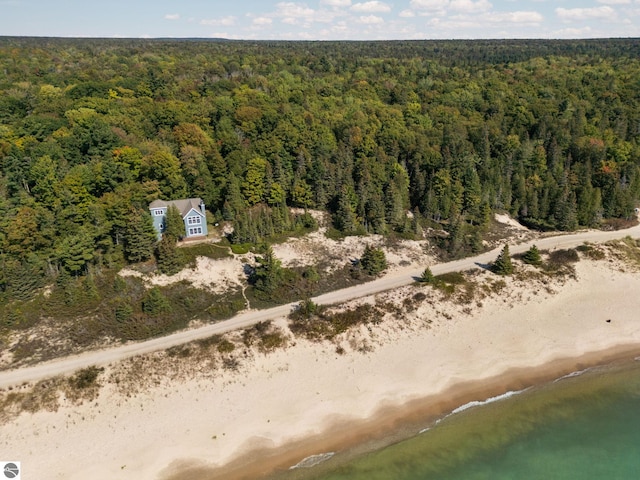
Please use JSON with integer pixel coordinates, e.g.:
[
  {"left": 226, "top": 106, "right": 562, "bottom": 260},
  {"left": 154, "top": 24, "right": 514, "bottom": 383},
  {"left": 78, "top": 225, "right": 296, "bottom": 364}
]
[{"left": 278, "top": 360, "right": 640, "bottom": 480}]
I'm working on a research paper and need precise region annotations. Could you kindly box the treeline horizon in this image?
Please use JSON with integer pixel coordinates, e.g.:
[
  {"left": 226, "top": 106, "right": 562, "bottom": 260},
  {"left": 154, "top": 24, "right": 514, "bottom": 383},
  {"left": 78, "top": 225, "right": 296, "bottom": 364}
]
[{"left": 0, "top": 37, "right": 639, "bottom": 303}]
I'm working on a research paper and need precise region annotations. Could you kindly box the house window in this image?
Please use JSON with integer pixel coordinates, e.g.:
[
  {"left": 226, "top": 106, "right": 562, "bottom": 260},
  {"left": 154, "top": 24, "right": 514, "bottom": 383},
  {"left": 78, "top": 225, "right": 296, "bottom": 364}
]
[
  {"left": 188, "top": 227, "right": 203, "bottom": 236},
  {"left": 187, "top": 216, "right": 201, "bottom": 225},
  {"left": 153, "top": 209, "right": 164, "bottom": 216}
]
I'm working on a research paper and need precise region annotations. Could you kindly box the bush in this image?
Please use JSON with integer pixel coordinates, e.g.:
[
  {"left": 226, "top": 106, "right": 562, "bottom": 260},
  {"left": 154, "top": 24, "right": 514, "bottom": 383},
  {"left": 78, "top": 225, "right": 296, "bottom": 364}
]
[
  {"left": 68, "top": 366, "right": 103, "bottom": 390},
  {"left": 548, "top": 248, "right": 579, "bottom": 266},
  {"left": 435, "top": 271, "right": 466, "bottom": 285},
  {"left": 293, "top": 298, "right": 320, "bottom": 319},
  {"left": 217, "top": 339, "right": 236, "bottom": 354}
]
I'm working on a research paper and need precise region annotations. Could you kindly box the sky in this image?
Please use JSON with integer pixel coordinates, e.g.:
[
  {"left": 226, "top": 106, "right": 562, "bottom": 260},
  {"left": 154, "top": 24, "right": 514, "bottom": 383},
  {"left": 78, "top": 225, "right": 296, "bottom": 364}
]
[{"left": 1, "top": 0, "right": 639, "bottom": 40}]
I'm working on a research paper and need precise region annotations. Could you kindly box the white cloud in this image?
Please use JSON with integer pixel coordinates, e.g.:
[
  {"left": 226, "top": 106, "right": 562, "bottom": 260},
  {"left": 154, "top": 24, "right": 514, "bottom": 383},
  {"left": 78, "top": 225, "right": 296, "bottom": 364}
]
[
  {"left": 358, "top": 14, "right": 385, "bottom": 23},
  {"left": 321, "top": 0, "right": 351, "bottom": 6},
  {"left": 276, "top": 2, "right": 315, "bottom": 17},
  {"left": 253, "top": 17, "right": 273, "bottom": 25},
  {"left": 164, "top": 14, "right": 180, "bottom": 21},
  {"left": 554, "top": 26, "right": 594, "bottom": 37},
  {"left": 410, "top": 0, "right": 450, "bottom": 10},
  {"left": 270, "top": 2, "right": 341, "bottom": 24},
  {"left": 449, "top": 0, "right": 492, "bottom": 13},
  {"left": 556, "top": 6, "right": 617, "bottom": 21},
  {"left": 399, "top": 9, "right": 416, "bottom": 17},
  {"left": 485, "top": 11, "right": 543, "bottom": 24},
  {"left": 200, "top": 16, "right": 236, "bottom": 26},
  {"left": 597, "top": 0, "right": 630, "bottom": 4},
  {"left": 351, "top": 1, "right": 392, "bottom": 13}
]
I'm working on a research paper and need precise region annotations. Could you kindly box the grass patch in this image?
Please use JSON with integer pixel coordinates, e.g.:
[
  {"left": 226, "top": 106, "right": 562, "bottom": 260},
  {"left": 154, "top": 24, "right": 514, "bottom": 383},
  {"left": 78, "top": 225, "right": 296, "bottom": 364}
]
[
  {"left": 68, "top": 366, "right": 103, "bottom": 390},
  {"left": 241, "top": 321, "right": 287, "bottom": 352},
  {"left": 607, "top": 237, "right": 640, "bottom": 267},
  {"left": 422, "top": 271, "right": 473, "bottom": 299},
  {"left": 64, "top": 366, "right": 104, "bottom": 404},
  {"left": 576, "top": 243, "right": 606, "bottom": 260},
  {"left": 230, "top": 243, "right": 252, "bottom": 255},
  {"left": 180, "top": 242, "right": 233, "bottom": 266},
  {"left": 289, "top": 303, "right": 383, "bottom": 341},
  {"left": 600, "top": 217, "right": 638, "bottom": 231},
  {"left": 548, "top": 248, "right": 580, "bottom": 265},
  {"left": 0, "top": 266, "right": 248, "bottom": 367},
  {"left": 0, "top": 379, "right": 62, "bottom": 421},
  {"left": 217, "top": 339, "right": 236, "bottom": 354}
]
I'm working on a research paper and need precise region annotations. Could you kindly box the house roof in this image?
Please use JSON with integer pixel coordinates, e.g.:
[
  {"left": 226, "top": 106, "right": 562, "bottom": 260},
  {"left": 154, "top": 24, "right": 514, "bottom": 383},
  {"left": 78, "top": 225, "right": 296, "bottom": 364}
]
[{"left": 149, "top": 198, "right": 205, "bottom": 218}]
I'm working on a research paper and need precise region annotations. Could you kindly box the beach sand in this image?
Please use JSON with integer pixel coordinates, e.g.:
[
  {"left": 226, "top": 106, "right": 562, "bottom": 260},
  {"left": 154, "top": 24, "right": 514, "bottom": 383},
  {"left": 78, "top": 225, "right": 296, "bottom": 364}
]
[{"left": 1, "top": 254, "right": 640, "bottom": 480}]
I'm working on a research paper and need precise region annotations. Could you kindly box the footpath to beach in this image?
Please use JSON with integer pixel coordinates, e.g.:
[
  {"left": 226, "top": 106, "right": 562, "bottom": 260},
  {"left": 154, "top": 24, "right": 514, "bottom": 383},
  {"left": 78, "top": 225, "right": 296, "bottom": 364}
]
[{"left": 1, "top": 222, "right": 639, "bottom": 390}]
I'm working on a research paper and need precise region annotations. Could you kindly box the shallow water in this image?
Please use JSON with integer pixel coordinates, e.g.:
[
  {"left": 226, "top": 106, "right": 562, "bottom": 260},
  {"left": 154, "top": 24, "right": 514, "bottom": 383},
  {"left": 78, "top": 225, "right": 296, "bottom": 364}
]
[{"left": 279, "top": 360, "right": 640, "bottom": 480}]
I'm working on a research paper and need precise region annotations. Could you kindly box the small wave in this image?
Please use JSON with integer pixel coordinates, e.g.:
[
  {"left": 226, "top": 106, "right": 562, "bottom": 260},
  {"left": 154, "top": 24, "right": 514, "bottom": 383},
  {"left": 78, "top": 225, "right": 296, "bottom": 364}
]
[
  {"left": 420, "top": 389, "right": 529, "bottom": 433},
  {"left": 553, "top": 368, "right": 591, "bottom": 383},
  {"left": 449, "top": 389, "right": 528, "bottom": 416},
  {"left": 289, "top": 452, "right": 335, "bottom": 470}
]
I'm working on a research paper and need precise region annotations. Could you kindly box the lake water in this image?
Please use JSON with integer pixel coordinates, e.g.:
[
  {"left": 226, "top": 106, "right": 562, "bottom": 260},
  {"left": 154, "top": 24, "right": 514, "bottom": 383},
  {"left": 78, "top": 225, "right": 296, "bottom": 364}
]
[{"left": 277, "top": 358, "right": 640, "bottom": 480}]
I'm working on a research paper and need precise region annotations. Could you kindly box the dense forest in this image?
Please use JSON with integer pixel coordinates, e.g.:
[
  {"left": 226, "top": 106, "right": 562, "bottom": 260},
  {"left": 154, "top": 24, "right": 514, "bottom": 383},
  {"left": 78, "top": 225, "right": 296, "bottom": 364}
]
[{"left": 1, "top": 37, "right": 639, "bottom": 315}]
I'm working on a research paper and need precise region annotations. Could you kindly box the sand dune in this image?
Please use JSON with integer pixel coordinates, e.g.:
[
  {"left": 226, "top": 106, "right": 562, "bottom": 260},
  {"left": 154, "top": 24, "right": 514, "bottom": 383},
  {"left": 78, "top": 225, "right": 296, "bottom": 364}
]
[{"left": 2, "top": 244, "right": 640, "bottom": 480}]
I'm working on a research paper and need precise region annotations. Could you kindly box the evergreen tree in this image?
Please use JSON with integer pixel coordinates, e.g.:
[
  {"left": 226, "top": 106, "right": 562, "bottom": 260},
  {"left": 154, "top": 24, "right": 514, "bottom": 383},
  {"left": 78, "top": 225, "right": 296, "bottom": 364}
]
[
  {"left": 419, "top": 266, "right": 435, "bottom": 283},
  {"left": 164, "top": 204, "right": 184, "bottom": 241},
  {"left": 360, "top": 245, "right": 387, "bottom": 276},
  {"left": 155, "top": 235, "right": 182, "bottom": 275},
  {"left": 334, "top": 185, "right": 359, "bottom": 233},
  {"left": 522, "top": 244, "right": 542, "bottom": 266},
  {"left": 251, "top": 246, "right": 284, "bottom": 298},
  {"left": 123, "top": 209, "right": 157, "bottom": 263},
  {"left": 142, "top": 287, "right": 171, "bottom": 315},
  {"left": 115, "top": 302, "right": 133, "bottom": 323},
  {"left": 492, "top": 244, "right": 514, "bottom": 275},
  {"left": 56, "top": 230, "right": 95, "bottom": 275}
]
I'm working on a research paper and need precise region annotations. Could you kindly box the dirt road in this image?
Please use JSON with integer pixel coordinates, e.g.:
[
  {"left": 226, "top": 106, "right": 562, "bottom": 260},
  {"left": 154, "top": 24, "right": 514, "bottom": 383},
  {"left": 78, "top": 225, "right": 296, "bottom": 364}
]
[{"left": 1, "top": 223, "right": 639, "bottom": 389}]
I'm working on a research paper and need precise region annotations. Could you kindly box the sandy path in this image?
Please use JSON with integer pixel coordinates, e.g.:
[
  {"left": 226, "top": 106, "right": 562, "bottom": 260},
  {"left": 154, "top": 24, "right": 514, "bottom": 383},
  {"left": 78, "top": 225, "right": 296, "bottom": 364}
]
[{"left": 1, "top": 222, "right": 639, "bottom": 389}]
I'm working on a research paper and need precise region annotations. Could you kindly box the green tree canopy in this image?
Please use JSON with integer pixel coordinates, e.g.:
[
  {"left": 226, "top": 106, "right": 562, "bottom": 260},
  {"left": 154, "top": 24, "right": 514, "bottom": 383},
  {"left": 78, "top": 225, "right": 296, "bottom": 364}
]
[
  {"left": 360, "top": 245, "right": 387, "bottom": 276},
  {"left": 522, "top": 244, "right": 542, "bottom": 266},
  {"left": 251, "top": 245, "right": 284, "bottom": 298},
  {"left": 155, "top": 235, "right": 182, "bottom": 275},
  {"left": 123, "top": 208, "right": 157, "bottom": 263},
  {"left": 142, "top": 287, "right": 171, "bottom": 315},
  {"left": 492, "top": 244, "right": 514, "bottom": 275},
  {"left": 164, "top": 204, "right": 184, "bottom": 241}
]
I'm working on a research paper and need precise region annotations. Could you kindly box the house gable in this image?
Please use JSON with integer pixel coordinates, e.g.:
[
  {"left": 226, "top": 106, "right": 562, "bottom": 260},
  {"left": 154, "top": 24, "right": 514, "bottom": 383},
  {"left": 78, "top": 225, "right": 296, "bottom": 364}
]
[{"left": 148, "top": 198, "right": 208, "bottom": 239}]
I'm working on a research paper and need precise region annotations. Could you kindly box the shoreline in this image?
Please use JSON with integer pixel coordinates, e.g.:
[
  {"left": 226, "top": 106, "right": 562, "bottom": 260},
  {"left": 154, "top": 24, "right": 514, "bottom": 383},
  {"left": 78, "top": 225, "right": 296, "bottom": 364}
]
[
  {"left": 166, "top": 344, "right": 640, "bottom": 480},
  {"left": 2, "top": 256, "right": 640, "bottom": 480}
]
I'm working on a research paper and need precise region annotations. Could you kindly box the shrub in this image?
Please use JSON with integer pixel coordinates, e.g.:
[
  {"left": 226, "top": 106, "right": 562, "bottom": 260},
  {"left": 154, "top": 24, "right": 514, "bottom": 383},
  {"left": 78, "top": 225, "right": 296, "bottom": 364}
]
[
  {"left": 217, "top": 339, "right": 236, "bottom": 354},
  {"left": 293, "top": 298, "right": 320, "bottom": 319},
  {"left": 68, "top": 366, "right": 103, "bottom": 390},
  {"left": 548, "top": 248, "right": 579, "bottom": 266}
]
